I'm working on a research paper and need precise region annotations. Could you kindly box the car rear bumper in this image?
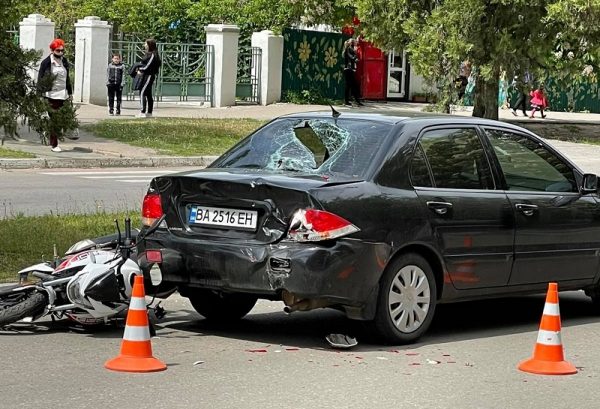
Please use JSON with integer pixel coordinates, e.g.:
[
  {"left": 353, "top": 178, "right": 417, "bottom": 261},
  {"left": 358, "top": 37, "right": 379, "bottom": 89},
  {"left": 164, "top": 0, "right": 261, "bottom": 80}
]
[{"left": 138, "top": 231, "right": 390, "bottom": 309}]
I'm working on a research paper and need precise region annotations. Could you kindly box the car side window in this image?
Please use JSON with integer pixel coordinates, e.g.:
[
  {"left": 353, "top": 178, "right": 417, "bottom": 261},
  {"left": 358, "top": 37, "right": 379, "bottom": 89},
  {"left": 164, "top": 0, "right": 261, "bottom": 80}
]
[
  {"left": 412, "top": 127, "right": 494, "bottom": 189},
  {"left": 484, "top": 129, "right": 577, "bottom": 192},
  {"left": 410, "top": 144, "right": 433, "bottom": 187}
]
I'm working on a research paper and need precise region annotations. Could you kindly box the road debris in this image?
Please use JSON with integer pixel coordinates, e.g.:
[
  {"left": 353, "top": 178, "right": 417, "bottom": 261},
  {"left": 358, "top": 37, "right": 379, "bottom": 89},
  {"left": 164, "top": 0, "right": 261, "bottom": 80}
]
[{"left": 325, "top": 333, "right": 358, "bottom": 349}]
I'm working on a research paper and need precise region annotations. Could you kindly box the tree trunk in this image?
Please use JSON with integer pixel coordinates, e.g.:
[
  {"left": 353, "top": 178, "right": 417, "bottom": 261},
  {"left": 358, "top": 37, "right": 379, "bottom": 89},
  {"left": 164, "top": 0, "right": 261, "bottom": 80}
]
[{"left": 472, "top": 70, "right": 500, "bottom": 120}]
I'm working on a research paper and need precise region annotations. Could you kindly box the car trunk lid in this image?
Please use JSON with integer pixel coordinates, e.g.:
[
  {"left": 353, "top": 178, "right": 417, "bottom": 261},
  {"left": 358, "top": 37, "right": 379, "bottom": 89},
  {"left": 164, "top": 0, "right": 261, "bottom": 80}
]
[{"left": 150, "top": 169, "right": 361, "bottom": 244}]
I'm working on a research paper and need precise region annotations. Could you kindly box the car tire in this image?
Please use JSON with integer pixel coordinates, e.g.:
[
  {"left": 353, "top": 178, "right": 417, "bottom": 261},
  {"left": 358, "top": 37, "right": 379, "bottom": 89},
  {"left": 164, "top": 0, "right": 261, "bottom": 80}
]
[
  {"left": 188, "top": 290, "right": 258, "bottom": 322},
  {"left": 371, "top": 253, "right": 437, "bottom": 344}
]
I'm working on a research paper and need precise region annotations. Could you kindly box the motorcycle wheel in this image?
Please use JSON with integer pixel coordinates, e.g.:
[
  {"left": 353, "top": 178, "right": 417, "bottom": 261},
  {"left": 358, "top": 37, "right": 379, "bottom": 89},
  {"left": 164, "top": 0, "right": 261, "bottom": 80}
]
[{"left": 0, "top": 291, "right": 47, "bottom": 326}]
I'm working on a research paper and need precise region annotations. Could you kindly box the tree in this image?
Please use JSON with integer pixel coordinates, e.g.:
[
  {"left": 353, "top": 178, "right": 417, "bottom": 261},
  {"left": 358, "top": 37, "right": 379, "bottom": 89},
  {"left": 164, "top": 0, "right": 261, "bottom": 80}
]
[
  {"left": 354, "top": 0, "right": 600, "bottom": 119},
  {"left": 1, "top": 1, "right": 78, "bottom": 145}
]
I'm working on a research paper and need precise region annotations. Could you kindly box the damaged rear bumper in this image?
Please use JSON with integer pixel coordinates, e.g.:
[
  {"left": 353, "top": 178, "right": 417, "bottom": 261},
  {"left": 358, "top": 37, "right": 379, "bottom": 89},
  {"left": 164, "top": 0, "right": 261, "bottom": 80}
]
[{"left": 137, "top": 231, "right": 390, "bottom": 320}]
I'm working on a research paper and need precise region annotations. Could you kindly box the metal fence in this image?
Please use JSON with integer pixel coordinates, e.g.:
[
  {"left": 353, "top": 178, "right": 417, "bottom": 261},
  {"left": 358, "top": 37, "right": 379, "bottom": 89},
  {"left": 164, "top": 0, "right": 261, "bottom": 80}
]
[
  {"left": 111, "top": 40, "right": 214, "bottom": 104},
  {"left": 236, "top": 46, "right": 261, "bottom": 104},
  {"left": 6, "top": 30, "right": 19, "bottom": 45}
]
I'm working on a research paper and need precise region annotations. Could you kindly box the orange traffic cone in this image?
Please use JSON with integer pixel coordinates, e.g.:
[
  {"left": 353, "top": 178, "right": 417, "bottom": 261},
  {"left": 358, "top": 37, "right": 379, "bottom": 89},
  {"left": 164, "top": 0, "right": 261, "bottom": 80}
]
[
  {"left": 105, "top": 275, "right": 167, "bottom": 372},
  {"left": 518, "top": 282, "right": 577, "bottom": 375}
]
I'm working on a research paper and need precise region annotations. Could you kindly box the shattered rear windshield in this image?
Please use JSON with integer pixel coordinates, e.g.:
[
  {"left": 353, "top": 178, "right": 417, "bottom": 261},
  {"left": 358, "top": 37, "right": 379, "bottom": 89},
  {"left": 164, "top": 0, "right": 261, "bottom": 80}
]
[{"left": 210, "top": 118, "right": 393, "bottom": 178}]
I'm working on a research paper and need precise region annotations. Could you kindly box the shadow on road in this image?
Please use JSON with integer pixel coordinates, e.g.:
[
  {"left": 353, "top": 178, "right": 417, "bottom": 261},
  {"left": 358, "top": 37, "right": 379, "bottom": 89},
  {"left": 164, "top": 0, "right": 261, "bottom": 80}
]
[
  {"left": 157, "top": 291, "right": 599, "bottom": 352},
  {"left": 2, "top": 291, "right": 596, "bottom": 353}
]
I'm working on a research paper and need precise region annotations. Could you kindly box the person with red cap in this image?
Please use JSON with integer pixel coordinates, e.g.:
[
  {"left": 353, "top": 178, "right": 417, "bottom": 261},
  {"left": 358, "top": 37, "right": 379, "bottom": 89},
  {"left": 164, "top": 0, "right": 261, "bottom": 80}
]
[{"left": 37, "top": 38, "right": 73, "bottom": 152}]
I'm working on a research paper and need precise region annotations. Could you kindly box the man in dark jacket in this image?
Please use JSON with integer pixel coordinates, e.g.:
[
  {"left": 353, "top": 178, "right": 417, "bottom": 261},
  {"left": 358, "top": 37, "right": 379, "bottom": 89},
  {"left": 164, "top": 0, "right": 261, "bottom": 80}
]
[{"left": 343, "top": 38, "right": 363, "bottom": 107}]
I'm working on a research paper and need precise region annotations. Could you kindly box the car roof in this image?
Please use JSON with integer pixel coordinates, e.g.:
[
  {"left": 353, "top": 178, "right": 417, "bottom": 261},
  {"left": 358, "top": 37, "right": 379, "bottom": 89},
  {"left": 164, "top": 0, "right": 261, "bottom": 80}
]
[{"left": 278, "top": 110, "right": 530, "bottom": 131}]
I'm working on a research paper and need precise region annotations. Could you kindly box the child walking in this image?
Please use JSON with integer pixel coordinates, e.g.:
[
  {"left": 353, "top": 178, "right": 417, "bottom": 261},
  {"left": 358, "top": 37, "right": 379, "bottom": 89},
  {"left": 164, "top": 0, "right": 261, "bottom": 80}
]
[
  {"left": 107, "top": 53, "right": 125, "bottom": 115},
  {"left": 529, "top": 83, "right": 548, "bottom": 119}
]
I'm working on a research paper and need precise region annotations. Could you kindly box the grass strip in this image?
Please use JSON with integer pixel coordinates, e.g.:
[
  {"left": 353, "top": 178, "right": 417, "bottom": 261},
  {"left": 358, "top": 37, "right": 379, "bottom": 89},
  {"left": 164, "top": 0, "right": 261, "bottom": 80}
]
[
  {"left": 0, "top": 147, "right": 36, "bottom": 159},
  {"left": 83, "top": 118, "right": 266, "bottom": 156}
]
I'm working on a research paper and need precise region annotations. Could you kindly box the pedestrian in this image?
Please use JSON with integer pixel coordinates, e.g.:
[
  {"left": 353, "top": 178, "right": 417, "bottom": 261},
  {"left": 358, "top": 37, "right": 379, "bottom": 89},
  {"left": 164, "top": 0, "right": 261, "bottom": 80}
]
[
  {"left": 454, "top": 60, "right": 472, "bottom": 100},
  {"left": 343, "top": 38, "right": 363, "bottom": 107},
  {"left": 498, "top": 70, "right": 509, "bottom": 109},
  {"left": 529, "top": 83, "right": 548, "bottom": 119},
  {"left": 510, "top": 71, "right": 533, "bottom": 117},
  {"left": 37, "top": 38, "right": 72, "bottom": 152},
  {"left": 107, "top": 53, "right": 126, "bottom": 116},
  {"left": 135, "top": 38, "right": 161, "bottom": 118}
]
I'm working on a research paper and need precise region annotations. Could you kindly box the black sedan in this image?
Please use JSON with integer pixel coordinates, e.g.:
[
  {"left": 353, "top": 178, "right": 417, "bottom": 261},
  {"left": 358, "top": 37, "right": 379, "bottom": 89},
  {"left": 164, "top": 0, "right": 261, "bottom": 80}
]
[{"left": 137, "top": 111, "right": 600, "bottom": 344}]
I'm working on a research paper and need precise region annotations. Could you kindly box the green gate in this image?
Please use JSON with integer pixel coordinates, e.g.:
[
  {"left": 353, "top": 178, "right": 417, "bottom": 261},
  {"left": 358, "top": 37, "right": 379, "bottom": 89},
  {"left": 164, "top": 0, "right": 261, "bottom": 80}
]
[
  {"left": 545, "top": 78, "right": 600, "bottom": 113},
  {"left": 236, "top": 46, "right": 261, "bottom": 104},
  {"left": 281, "top": 28, "right": 350, "bottom": 101},
  {"left": 111, "top": 40, "right": 213, "bottom": 104}
]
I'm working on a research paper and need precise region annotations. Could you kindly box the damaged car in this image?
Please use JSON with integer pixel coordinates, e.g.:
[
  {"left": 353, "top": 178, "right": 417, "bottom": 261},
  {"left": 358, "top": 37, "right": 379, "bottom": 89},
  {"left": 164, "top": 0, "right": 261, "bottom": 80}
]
[{"left": 137, "top": 111, "right": 600, "bottom": 344}]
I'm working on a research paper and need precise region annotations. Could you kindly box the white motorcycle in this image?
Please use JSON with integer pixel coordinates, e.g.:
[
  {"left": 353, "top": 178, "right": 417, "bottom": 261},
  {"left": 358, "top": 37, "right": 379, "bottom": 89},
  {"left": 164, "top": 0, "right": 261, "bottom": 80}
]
[{"left": 0, "top": 218, "right": 165, "bottom": 328}]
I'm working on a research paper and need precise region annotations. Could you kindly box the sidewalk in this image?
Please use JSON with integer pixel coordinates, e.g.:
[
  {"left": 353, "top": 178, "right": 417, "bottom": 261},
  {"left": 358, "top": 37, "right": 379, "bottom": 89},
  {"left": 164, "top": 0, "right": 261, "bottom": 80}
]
[{"left": 2, "top": 100, "right": 600, "bottom": 169}]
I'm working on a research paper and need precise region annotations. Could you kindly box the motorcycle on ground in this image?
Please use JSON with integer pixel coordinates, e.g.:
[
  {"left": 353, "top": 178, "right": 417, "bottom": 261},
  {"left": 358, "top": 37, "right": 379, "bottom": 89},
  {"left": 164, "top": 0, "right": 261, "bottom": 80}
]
[{"left": 0, "top": 217, "right": 165, "bottom": 328}]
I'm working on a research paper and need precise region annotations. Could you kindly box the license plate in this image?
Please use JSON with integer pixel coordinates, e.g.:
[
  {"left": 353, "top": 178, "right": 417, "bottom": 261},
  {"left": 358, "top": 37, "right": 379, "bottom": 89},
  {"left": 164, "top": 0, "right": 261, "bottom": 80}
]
[{"left": 188, "top": 206, "right": 258, "bottom": 230}]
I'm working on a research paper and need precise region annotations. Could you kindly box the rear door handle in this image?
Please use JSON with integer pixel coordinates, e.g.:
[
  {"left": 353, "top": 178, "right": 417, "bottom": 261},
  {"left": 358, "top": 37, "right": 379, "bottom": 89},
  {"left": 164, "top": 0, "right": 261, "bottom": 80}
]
[
  {"left": 426, "top": 201, "right": 453, "bottom": 215},
  {"left": 515, "top": 203, "right": 538, "bottom": 216}
]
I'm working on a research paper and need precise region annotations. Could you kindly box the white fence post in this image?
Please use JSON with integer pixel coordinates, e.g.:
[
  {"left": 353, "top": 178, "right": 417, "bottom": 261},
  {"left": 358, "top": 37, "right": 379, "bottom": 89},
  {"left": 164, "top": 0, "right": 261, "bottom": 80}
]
[
  {"left": 205, "top": 24, "right": 240, "bottom": 107},
  {"left": 251, "top": 30, "right": 283, "bottom": 106},
  {"left": 19, "top": 14, "right": 55, "bottom": 79},
  {"left": 74, "top": 16, "right": 111, "bottom": 105}
]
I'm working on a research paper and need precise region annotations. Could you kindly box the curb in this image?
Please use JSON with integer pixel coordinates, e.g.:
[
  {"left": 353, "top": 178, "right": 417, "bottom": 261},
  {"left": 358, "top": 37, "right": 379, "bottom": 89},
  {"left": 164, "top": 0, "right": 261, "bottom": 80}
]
[{"left": 0, "top": 156, "right": 218, "bottom": 170}]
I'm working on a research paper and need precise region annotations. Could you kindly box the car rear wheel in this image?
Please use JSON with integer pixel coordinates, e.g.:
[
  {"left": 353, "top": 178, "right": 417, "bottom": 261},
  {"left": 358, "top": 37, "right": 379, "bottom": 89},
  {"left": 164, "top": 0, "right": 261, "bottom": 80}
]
[
  {"left": 372, "top": 253, "right": 437, "bottom": 344},
  {"left": 188, "top": 290, "right": 258, "bottom": 322}
]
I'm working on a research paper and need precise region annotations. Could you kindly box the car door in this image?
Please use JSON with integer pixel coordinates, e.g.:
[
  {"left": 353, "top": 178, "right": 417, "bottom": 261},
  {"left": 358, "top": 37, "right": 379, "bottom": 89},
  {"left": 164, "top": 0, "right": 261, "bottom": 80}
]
[
  {"left": 483, "top": 127, "right": 600, "bottom": 285},
  {"left": 411, "top": 126, "right": 514, "bottom": 289}
]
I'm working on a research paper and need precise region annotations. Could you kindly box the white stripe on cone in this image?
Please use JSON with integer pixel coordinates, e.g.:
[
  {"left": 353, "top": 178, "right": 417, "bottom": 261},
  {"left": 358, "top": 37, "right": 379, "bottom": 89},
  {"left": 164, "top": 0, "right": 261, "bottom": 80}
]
[
  {"left": 129, "top": 297, "right": 147, "bottom": 311},
  {"left": 542, "top": 302, "right": 560, "bottom": 316},
  {"left": 536, "top": 329, "right": 562, "bottom": 346},
  {"left": 123, "top": 325, "right": 151, "bottom": 341}
]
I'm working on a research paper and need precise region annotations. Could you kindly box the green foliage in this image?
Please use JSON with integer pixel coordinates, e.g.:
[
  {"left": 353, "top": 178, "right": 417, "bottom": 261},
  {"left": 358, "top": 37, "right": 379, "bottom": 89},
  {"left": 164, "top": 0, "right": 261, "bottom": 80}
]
[
  {"left": 27, "top": 100, "right": 80, "bottom": 144},
  {"left": 354, "top": 0, "right": 600, "bottom": 119},
  {"left": 283, "top": 89, "right": 341, "bottom": 105},
  {"left": 0, "top": 212, "right": 140, "bottom": 282},
  {"left": 83, "top": 118, "right": 265, "bottom": 156},
  {"left": 15, "top": 0, "right": 354, "bottom": 44}
]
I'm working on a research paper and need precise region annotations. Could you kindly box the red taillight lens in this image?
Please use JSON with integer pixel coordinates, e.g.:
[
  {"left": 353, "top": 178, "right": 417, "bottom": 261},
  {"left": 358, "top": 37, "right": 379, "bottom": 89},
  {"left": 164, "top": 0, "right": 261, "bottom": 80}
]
[
  {"left": 288, "top": 209, "right": 360, "bottom": 242},
  {"left": 146, "top": 250, "right": 163, "bottom": 263},
  {"left": 142, "top": 193, "right": 163, "bottom": 226}
]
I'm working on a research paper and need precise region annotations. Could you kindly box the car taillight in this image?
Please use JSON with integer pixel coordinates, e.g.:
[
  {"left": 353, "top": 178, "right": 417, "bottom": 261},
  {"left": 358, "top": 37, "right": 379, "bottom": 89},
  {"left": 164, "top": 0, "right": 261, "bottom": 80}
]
[
  {"left": 287, "top": 209, "right": 360, "bottom": 242},
  {"left": 142, "top": 193, "right": 163, "bottom": 226},
  {"left": 145, "top": 250, "right": 163, "bottom": 263}
]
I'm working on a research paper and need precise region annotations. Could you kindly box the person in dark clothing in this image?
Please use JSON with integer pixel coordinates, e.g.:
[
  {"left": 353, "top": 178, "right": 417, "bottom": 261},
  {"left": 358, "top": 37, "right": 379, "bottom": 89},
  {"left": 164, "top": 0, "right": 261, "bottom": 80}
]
[
  {"left": 37, "top": 38, "right": 73, "bottom": 152},
  {"left": 106, "top": 53, "right": 125, "bottom": 115},
  {"left": 510, "top": 72, "right": 533, "bottom": 117},
  {"left": 136, "top": 39, "right": 161, "bottom": 118},
  {"left": 343, "top": 38, "right": 363, "bottom": 107}
]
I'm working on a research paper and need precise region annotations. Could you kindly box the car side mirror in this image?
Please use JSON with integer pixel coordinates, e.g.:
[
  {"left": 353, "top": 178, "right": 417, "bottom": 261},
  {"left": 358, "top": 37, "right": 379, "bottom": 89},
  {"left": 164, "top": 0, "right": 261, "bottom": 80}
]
[{"left": 581, "top": 173, "right": 598, "bottom": 194}]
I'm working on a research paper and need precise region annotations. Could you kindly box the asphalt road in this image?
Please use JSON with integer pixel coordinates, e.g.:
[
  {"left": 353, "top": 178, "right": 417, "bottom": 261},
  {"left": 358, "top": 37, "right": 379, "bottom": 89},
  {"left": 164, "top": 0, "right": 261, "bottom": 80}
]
[
  {"left": 0, "top": 167, "right": 196, "bottom": 218},
  {"left": 3, "top": 152, "right": 600, "bottom": 408},
  {"left": 1, "top": 292, "right": 599, "bottom": 409}
]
